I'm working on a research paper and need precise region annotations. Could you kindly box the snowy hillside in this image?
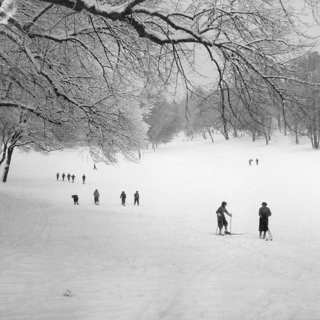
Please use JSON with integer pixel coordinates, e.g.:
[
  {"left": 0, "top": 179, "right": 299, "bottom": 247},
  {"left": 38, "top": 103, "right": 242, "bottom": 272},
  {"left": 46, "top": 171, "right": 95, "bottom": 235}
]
[{"left": 0, "top": 135, "right": 320, "bottom": 320}]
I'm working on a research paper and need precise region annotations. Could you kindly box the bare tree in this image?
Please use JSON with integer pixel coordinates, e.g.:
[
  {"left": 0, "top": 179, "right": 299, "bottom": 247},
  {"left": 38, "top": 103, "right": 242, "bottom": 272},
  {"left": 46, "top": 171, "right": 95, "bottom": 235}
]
[
  {"left": 1, "top": 0, "right": 320, "bottom": 163},
  {"left": 0, "top": 0, "right": 152, "bottom": 177}
]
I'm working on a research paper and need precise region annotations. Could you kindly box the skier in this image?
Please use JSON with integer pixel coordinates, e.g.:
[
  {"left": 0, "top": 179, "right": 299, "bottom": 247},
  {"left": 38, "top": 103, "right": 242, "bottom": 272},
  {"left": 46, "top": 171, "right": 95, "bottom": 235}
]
[
  {"left": 216, "top": 201, "right": 232, "bottom": 235},
  {"left": 134, "top": 191, "right": 140, "bottom": 206},
  {"left": 67, "top": 173, "right": 71, "bottom": 182},
  {"left": 256, "top": 158, "right": 259, "bottom": 165},
  {"left": 259, "top": 202, "right": 272, "bottom": 239},
  {"left": 71, "top": 174, "right": 75, "bottom": 183},
  {"left": 56, "top": 172, "right": 60, "bottom": 181},
  {"left": 82, "top": 174, "right": 86, "bottom": 184},
  {"left": 93, "top": 189, "right": 100, "bottom": 205},
  {"left": 120, "top": 191, "right": 127, "bottom": 206},
  {"left": 71, "top": 194, "right": 79, "bottom": 205},
  {"left": 62, "top": 173, "right": 66, "bottom": 181},
  {"left": 249, "top": 159, "right": 253, "bottom": 166}
]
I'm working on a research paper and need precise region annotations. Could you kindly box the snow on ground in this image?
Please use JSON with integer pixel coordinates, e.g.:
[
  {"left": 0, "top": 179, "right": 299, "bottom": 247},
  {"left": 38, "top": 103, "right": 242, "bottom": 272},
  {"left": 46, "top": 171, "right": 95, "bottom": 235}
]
[{"left": 0, "top": 134, "right": 320, "bottom": 320}]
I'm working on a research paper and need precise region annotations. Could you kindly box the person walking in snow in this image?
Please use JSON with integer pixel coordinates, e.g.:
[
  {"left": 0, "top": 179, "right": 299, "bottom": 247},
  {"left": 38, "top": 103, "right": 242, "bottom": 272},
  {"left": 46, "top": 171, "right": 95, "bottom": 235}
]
[
  {"left": 62, "top": 173, "right": 66, "bottom": 181},
  {"left": 82, "top": 174, "right": 86, "bottom": 184},
  {"left": 216, "top": 201, "right": 232, "bottom": 235},
  {"left": 120, "top": 191, "right": 127, "bottom": 206},
  {"left": 71, "top": 194, "right": 79, "bottom": 205},
  {"left": 67, "top": 173, "right": 71, "bottom": 182},
  {"left": 249, "top": 159, "right": 253, "bottom": 166},
  {"left": 259, "top": 202, "right": 272, "bottom": 239},
  {"left": 93, "top": 189, "right": 100, "bottom": 205},
  {"left": 56, "top": 172, "right": 60, "bottom": 181},
  {"left": 256, "top": 158, "right": 259, "bottom": 165},
  {"left": 93, "top": 163, "right": 97, "bottom": 170},
  {"left": 134, "top": 191, "right": 140, "bottom": 206},
  {"left": 71, "top": 174, "right": 75, "bottom": 183}
]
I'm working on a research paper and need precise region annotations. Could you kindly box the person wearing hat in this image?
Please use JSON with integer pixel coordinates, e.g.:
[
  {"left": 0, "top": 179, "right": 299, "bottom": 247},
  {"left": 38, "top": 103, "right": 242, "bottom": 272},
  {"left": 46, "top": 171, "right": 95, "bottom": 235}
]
[
  {"left": 216, "top": 201, "right": 232, "bottom": 235},
  {"left": 259, "top": 202, "right": 272, "bottom": 239}
]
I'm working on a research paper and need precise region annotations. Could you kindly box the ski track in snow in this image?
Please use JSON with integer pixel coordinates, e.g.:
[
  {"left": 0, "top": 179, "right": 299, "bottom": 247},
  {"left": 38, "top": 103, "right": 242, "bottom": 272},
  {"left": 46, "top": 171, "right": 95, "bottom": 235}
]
[{"left": 0, "top": 135, "right": 320, "bottom": 319}]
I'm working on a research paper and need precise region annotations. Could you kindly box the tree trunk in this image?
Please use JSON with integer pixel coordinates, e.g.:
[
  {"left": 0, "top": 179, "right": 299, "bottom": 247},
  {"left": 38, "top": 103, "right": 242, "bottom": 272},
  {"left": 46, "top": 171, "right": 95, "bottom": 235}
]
[
  {"left": 282, "top": 103, "right": 287, "bottom": 136},
  {"left": 277, "top": 114, "right": 282, "bottom": 132},
  {"left": 314, "top": 131, "right": 319, "bottom": 149},
  {"left": 310, "top": 126, "right": 319, "bottom": 149},
  {"left": 0, "top": 143, "right": 7, "bottom": 166},
  {"left": 316, "top": 108, "right": 320, "bottom": 149},
  {"left": 2, "top": 145, "right": 14, "bottom": 183},
  {"left": 309, "top": 130, "right": 315, "bottom": 148},
  {"left": 222, "top": 122, "right": 229, "bottom": 140},
  {"left": 233, "top": 127, "right": 238, "bottom": 138},
  {"left": 294, "top": 123, "right": 299, "bottom": 144},
  {"left": 264, "top": 132, "right": 269, "bottom": 145},
  {"left": 207, "top": 128, "right": 214, "bottom": 143}
]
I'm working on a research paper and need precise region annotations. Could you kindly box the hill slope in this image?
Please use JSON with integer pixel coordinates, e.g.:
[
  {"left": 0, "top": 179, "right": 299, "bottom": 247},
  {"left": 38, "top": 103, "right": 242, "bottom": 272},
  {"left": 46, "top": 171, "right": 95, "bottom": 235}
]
[{"left": 0, "top": 135, "right": 320, "bottom": 320}]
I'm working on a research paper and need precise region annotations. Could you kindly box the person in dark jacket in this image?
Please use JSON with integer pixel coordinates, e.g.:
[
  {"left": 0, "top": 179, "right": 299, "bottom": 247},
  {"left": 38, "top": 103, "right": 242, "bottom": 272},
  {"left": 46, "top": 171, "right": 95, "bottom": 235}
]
[
  {"left": 71, "top": 174, "right": 75, "bottom": 183},
  {"left": 216, "top": 201, "right": 232, "bottom": 235},
  {"left": 56, "top": 172, "right": 60, "bottom": 181},
  {"left": 256, "top": 158, "right": 259, "bottom": 165},
  {"left": 259, "top": 202, "right": 272, "bottom": 239},
  {"left": 134, "top": 191, "right": 140, "bottom": 206},
  {"left": 120, "top": 191, "right": 126, "bottom": 206},
  {"left": 249, "top": 159, "right": 253, "bottom": 166},
  {"left": 62, "top": 173, "right": 66, "bottom": 181},
  {"left": 67, "top": 173, "right": 71, "bottom": 182},
  {"left": 82, "top": 174, "right": 86, "bottom": 184},
  {"left": 93, "top": 189, "right": 100, "bottom": 205},
  {"left": 71, "top": 194, "right": 79, "bottom": 205}
]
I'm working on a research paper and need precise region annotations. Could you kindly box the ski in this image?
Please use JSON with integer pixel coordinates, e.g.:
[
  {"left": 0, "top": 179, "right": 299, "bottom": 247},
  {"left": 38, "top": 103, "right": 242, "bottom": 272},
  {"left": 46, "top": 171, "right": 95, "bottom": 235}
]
[{"left": 214, "top": 232, "right": 244, "bottom": 236}]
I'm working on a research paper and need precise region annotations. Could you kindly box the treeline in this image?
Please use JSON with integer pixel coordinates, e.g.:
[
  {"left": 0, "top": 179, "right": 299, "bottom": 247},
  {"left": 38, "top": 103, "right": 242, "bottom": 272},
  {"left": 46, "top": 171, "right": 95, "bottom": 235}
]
[{"left": 147, "top": 52, "right": 320, "bottom": 149}]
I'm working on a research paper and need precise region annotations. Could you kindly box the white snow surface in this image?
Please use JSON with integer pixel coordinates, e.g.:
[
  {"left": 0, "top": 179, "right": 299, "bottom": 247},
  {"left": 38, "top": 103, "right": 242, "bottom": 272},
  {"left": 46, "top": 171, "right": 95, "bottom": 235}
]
[
  {"left": 82, "top": 0, "right": 137, "bottom": 14},
  {"left": 1, "top": 134, "right": 320, "bottom": 320}
]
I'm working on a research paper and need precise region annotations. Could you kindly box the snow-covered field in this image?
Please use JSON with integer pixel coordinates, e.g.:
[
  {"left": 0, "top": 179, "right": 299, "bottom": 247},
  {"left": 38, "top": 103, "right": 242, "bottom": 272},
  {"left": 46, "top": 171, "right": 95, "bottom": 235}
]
[{"left": 1, "top": 135, "right": 320, "bottom": 320}]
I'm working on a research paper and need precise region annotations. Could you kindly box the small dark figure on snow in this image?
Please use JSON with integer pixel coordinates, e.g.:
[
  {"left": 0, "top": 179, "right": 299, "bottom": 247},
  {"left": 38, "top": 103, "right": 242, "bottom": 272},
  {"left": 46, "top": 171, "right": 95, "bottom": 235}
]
[
  {"left": 71, "top": 194, "right": 79, "bottom": 205},
  {"left": 56, "top": 172, "right": 60, "bottom": 181},
  {"left": 71, "top": 174, "right": 75, "bottom": 183},
  {"left": 93, "top": 163, "right": 97, "bottom": 170},
  {"left": 216, "top": 201, "right": 232, "bottom": 235},
  {"left": 93, "top": 189, "right": 100, "bottom": 205},
  {"left": 62, "top": 173, "right": 66, "bottom": 181},
  {"left": 134, "top": 191, "right": 140, "bottom": 206},
  {"left": 249, "top": 159, "right": 253, "bottom": 166},
  {"left": 120, "top": 191, "right": 126, "bottom": 206},
  {"left": 259, "top": 202, "right": 272, "bottom": 239},
  {"left": 67, "top": 173, "right": 71, "bottom": 182},
  {"left": 256, "top": 158, "right": 259, "bottom": 165},
  {"left": 82, "top": 174, "right": 86, "bottom": 184}
]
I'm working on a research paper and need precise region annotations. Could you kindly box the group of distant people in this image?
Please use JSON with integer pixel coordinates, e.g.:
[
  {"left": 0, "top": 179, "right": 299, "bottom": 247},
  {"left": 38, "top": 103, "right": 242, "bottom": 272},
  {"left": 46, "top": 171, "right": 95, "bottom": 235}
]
[
  {"left": 72, "top": 189, "right": 100, "bottom": 206},
  {"left": 71, "top": 190, "right": 140, "bottom": 206},
  {"left": 120, "top": 191, "right": 140, "bottom": 206},
  {"left": 249, "top": 158, "right": 259, "bottom": 166},
  {"left": 216, "top": 201, "right": 272, "bottom": 240},
  {"left": 57, "top": 173, "right": 86, "bottom": 184}
]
